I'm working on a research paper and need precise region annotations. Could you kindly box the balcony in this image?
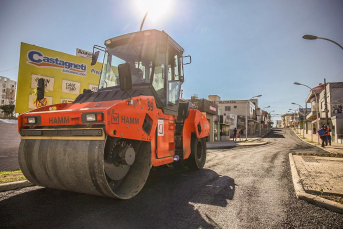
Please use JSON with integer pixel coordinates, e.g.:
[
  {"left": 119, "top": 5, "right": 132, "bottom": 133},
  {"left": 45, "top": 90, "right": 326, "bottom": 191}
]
[{"left": 306, "top": 111, "right": 318, "bottom": 120}]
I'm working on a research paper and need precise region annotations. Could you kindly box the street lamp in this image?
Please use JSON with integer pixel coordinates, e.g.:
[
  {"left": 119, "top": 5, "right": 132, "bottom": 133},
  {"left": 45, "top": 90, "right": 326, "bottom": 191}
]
[
  {"left": 294, "top": 82, "right": 320, "bottom": 144},
  {"left": 289, "top": 109, "right": 297, "bottom": 128},
  {"left": 246, "top": 95, "right": 262, "bottom": 140},
  {"left": 302, "top": 34, "right": 343, "bottom": 125},
  {"left": 303, "top": 35, "right": 343, "bottom": 50},
  {"left": 292, "top": 102, "right": 304, "bottom": 138}
]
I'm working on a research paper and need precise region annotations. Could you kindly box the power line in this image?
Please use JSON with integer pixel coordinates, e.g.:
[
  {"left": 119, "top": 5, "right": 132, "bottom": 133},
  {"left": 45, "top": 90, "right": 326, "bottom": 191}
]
[{"left": 0, "top": 66, "right": 18, "bottom": 73}]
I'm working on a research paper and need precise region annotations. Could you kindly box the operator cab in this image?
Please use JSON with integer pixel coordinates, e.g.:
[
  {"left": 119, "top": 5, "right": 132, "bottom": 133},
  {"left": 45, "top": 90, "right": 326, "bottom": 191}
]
[{"left": 93, "top": 30, "right": 188, "bottom": 116}]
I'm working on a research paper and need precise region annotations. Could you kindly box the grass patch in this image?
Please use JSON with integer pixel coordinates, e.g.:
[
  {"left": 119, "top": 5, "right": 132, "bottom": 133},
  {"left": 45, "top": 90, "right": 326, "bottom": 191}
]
[{"left": 0, "top": 170, "right": 26, "bottom": 184}]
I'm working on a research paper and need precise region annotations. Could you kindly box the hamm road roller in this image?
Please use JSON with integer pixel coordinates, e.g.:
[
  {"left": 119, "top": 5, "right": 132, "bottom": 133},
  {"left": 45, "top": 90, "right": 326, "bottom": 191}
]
[{"left": 18, "top": 29, "right": 210, "bottom": 199}]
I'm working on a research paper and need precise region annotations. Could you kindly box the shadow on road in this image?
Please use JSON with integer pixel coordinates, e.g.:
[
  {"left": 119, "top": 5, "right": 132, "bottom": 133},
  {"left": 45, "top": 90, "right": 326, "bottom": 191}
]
[
  {"left": 262, "top": 129, "right": 285, "bottom": 138},
  {"left": 0, "top": 167, "right": 236, "bottom": 228}
]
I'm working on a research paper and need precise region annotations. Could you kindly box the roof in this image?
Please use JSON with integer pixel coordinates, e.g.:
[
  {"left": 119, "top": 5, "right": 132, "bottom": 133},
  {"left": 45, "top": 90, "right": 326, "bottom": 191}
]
[
  {"left": 105, "top": 29, "right": 184, "bottom": 53},
  {"left": 306, "top": 84, "right": 324, "bottom": 102}
]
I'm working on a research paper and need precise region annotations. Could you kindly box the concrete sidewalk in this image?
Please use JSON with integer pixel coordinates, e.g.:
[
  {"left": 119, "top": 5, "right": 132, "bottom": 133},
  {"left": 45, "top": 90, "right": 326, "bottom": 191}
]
[{"left": 289, "top": 129, "right": 343, "bottom": 213}]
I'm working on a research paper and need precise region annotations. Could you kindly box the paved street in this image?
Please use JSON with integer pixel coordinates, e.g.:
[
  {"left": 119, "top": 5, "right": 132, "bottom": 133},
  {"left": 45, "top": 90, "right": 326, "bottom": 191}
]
[
  {"left": 0, "top": 128, "right": 342, "bottom": 228},
  {"left": 0, "top": 122, "right": 20, "bottom": 171}
]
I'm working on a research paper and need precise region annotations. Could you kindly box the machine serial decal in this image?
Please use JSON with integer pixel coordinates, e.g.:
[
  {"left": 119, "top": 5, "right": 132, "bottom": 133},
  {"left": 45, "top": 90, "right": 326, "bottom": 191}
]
[
  {"left": 49, "top": 116, "right": 70, "bottom": 124},
  {"left": 158, "top": 120, "right": 164, "bottom": 136}
]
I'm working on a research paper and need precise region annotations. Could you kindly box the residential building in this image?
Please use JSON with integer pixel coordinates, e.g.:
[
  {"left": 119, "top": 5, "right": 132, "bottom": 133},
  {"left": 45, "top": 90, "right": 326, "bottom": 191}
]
[
  {"left": 319, "top": 82, "right": 343, "bottom": 143},
  {"left": 281, "top": 114, "right": 293, "bottom": 128},
  {"left": 208, "top": 95, "right": 263, "bottom": 139},
  {"left": 276, "top": 120, "right": 282, "bottom": 128},
  {"left": 189, "top": 95, "right": 219, "bottom": 142},
  {"left": 302, "top": 82, "right": 343, "bottom": 143},
  {"left": 0, "top": 76, "right": 17, "bottom": 117}
]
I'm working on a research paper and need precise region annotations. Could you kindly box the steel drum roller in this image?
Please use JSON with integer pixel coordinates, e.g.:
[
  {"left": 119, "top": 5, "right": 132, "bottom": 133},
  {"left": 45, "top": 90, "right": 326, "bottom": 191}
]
[{"left": 18, "top": 139, "right": 151, "bottom": 199}]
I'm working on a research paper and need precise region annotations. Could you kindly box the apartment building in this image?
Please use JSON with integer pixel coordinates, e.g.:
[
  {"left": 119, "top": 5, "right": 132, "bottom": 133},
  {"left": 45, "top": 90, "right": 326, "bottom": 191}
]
[
  {"left": 303, "top": 82, "right": 343, "bottom": 143},
  {"left": 1, "top": 76, "right": 16, "bottom": 105},
  {"left": 208, "top": 95, "right": 262, "bottom": 139},
  {"left": 0, "top": 76, "right": 17, "bottom": 117},
  {"left": 189, "top": 95, "right": 219, "bottom": 142},
  {"left": 281, "top": 114, "right": 293, "bottom": 128}
]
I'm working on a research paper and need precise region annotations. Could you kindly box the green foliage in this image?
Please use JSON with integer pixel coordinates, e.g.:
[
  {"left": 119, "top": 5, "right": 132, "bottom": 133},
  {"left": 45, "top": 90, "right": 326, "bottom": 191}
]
[
  {"left": 0, "top": 104, "right": 15, "bottom": 117},
  {"left": 320, "top": 188, "right": 324, "bottom": 196},
  {"left": 0, "top": 170, "right": 25, "bottom": 183}
]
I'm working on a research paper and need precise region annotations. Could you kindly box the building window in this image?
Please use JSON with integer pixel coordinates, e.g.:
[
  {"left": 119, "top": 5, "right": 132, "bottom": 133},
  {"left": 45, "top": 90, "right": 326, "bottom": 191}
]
[
  {"left": 225, "top": 106, "right": 231, "bottom": 111},
  {"left": 11, "top": 85, "right": 15, "bottom": 88},
  {"left": 1, "top": 100, "right": 4, "bottom": 104},
  {"left": 234, "top": 106, "right": 237, "bottom": 108},
  {"left": 2, "top": 84, "right": 5, "bottom": 88},
  {"left": 2, "top": 89, "right": 5, "bottom": 93}
]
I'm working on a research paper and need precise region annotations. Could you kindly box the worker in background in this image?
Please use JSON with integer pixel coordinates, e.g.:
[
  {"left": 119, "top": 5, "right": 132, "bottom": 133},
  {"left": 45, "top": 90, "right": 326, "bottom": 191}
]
[
  {"left": 325, "top": 124, "right": 332, "bottom": 146},
  {"left": 233, "top": 128, "right": 237, "bottom": 141},
  {"left": 318, "top": 125, "right": 327, "bottom": 148}
]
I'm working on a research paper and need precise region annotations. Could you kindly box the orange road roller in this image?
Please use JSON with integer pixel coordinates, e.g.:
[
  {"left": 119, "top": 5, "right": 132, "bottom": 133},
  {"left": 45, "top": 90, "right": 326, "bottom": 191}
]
[{"left": 18, "top": 29, "right": 210, "bottom": 199}]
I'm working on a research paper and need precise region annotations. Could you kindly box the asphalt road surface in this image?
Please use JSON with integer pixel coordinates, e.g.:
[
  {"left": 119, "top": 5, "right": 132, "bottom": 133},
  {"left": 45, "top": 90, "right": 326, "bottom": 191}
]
[
  {"left": 0, "top": 122, "right": 20, "bottom": 171},
  {"left": 0, "top": 129, "right": 342, "bottom": 228}
]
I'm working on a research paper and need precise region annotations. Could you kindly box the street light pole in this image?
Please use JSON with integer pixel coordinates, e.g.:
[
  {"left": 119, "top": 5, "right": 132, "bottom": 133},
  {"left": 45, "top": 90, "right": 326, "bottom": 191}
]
[
  {"left": 260, "top": 106, "right": 270, "bottom": 136},
  {"left": 289, "top": 109, "right": 297, "bottom": 129},
  {"left": 303, "top": 35, "right": 343, "bottom": 50},
  {"left": 246, "top": 95, "right": 262, "bottom": 140},
  {"left": 302, "top": 34, "right": 343, "bottom": 142},
  {"left": 294, "top": 82, "right": 320, "bottom": 144},
  {"left": 292, "top": 102, "right": 305, "bottom": 138}
]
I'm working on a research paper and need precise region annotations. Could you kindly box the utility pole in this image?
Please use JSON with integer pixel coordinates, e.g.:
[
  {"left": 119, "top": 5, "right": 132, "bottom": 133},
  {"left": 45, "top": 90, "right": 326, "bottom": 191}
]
[
  {"left": 324, "top": 78, "right": 329, "bottom": 125},
  {"left": 305, "top": 101, "right": 307, "bottom": 137}
]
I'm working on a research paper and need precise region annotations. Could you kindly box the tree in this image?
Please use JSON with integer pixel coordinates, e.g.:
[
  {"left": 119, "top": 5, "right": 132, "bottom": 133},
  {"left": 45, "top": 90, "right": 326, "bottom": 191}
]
[{"left": 0, "top": 103, "right": 15, "bottom": 118}]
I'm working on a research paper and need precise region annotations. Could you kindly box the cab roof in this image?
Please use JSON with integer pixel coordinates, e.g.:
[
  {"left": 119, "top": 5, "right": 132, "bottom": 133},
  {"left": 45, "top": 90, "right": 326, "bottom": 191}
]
[{"left": 104, "top": 29, "right": 184, "bottom": 53}]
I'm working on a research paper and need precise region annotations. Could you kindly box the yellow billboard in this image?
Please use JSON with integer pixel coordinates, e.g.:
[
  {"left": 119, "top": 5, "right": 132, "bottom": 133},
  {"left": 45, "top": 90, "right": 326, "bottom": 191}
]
[{"left": 15, "top": 42, "right": 102, "bottom": 114}]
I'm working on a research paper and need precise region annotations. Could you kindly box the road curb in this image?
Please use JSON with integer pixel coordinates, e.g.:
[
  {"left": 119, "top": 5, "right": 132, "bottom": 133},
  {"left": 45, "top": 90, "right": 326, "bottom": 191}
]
[
  {"left": 289, "top": 153, "right": 343, "bottom": 213},
  {"left": 236, "top": 141, "right": 268, "bottom": 146},
  {"left": 207, "top": 141, "right": 268, "bottom": 149},
  {"left": 0, "top": 180, "right": 34, "bottom": 192}
]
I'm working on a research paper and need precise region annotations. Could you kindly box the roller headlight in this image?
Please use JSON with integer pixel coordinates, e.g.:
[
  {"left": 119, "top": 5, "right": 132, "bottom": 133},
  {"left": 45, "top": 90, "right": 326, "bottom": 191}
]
[
  {"left": 86, "top": 114, "right": 96, "bottom": 122},
  {"left": 82, "top": 112, "right": 104, "bottom": 123},
  {"left": 27, "top": 117, "right": 36, "bottom": 124}
]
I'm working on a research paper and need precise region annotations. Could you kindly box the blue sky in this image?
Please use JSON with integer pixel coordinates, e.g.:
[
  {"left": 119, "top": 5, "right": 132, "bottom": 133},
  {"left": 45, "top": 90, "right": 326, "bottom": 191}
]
[{"left": 1, "top": 0, "right": 343, "bottom": 122}]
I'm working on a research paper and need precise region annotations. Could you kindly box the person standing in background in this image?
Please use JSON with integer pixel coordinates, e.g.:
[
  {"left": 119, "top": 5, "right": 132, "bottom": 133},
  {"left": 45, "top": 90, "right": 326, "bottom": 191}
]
[
  {"left": 318, "top": 125, "right": 327, "bottom": 148},
  {"left": 233, "top": 128, "right": 237, "bottom": 141},
  {"left": 325, "top": 125, "right": 332, "bottom": 146}
]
